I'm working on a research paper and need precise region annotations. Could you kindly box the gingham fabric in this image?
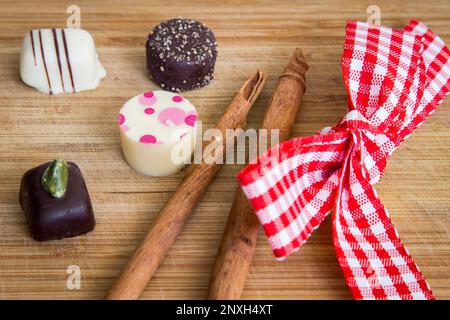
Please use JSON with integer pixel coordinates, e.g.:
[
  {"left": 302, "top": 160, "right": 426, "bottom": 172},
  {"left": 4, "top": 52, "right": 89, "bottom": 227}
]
[{"left": 237, "top": 20, "right": 450, "bottom": 300}]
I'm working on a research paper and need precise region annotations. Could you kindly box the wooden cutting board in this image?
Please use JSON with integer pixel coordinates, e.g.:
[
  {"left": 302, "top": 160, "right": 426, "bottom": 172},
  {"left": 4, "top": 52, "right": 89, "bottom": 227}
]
[{"left": 0, "top": 0, "right": 448, "bottom": 299}]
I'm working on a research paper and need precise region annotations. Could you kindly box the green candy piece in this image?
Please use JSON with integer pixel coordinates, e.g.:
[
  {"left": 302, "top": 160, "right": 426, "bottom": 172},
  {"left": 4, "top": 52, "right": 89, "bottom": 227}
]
[{"left": 41, "top": 159, "right": 69, "bottom": 198}]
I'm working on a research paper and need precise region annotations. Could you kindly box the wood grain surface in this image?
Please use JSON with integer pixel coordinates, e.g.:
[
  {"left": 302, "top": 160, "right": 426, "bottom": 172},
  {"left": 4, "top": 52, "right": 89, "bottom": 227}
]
[{"left": 0, "top": 0, "right": 449, "bottom": 299}]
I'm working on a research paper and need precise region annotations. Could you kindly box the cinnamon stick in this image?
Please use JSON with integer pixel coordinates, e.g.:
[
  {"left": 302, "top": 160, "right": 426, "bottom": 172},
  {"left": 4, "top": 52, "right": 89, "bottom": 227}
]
[
  {"left": 106, "top": 70, "right": 267, "bottom": 300},
  {"left": 208, "top": 49, "right": 308, "bottom": 299}
]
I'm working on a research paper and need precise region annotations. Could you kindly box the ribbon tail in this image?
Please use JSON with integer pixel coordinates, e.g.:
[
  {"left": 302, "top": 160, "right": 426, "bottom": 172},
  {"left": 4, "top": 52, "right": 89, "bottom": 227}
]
[{"left": 333, "top": 153, "right": 435, "bottom": 300}]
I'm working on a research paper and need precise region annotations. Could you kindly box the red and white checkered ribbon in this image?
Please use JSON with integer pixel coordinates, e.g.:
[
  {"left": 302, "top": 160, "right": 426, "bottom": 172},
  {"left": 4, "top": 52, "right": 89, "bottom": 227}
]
[{"left": 237, "top": 20, "right": 450, "bottom": 300}]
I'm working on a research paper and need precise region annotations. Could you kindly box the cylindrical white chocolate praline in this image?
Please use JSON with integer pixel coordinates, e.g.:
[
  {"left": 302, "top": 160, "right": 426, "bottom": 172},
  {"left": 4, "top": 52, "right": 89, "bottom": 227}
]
[{"left": 119, "top": 91, "right": 198, "bottom": 176}]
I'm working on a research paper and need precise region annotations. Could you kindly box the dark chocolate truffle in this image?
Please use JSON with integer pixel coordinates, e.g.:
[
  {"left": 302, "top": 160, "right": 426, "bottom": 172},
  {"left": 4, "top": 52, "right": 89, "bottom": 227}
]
[
  {"left": 146, "top": 18, "right": 218, "bottom": 92},
  {"left": 19, "top": 160, "right": 95, "bottom": 241}
]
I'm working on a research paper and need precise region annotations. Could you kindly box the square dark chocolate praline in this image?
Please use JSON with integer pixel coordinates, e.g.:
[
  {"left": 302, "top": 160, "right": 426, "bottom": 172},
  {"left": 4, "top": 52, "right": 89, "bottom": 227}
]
[{"left": 19, "top": 161, "right": 95, "bottom": 241}]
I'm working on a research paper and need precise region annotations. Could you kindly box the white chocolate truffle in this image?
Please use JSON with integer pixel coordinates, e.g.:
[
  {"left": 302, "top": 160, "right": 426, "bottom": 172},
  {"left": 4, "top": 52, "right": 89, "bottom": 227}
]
[
  {"left": 119, "top": 91, "right": 198, "bottom": 176},
  {"left": 20, "top": 28, "right": 106, "bottom": 95}
]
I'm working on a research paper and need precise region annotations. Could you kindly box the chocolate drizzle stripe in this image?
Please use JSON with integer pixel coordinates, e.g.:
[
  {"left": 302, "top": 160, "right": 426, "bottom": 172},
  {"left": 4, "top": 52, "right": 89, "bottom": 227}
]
[
  {"left": 38, "top": 30, "right": 52, "bottom": 95},
  {"left": 30, "top": 30, "right": 37, "bottom": 66},
  {"left": 61, "top": 29, "right": 75, "bottom": 93},
  {"left": 52, "top": 28, "right": 65, "bottom": 93},
  {"left": 52, "top": 29, "right": 66, "bottom": 92}
]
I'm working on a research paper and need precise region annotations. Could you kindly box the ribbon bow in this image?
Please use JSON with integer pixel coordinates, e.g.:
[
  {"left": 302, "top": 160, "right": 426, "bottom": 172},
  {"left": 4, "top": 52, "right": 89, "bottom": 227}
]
[{"left": 237, "top": 20, "right": 450, "bottom": 300}]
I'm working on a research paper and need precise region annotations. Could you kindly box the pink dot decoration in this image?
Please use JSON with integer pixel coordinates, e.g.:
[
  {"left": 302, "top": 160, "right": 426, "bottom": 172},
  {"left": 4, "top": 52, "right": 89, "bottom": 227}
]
[
  {"left": 158, "top": 107, "right": 187, "bottom": 127},
  {"left": 144, "top": 107, "right": 155, "bottom": 115},
  {"left": 139, "top": 91, "right": 157, "bottom": 106},
  {"left": 140, "top": 134, "right": 157, "bottom": 144},
  {"left": 120, "top": 125, "right": 130, "bottom": 132},
  {"left": 118, "top": 113, "right": 125, "bottom": 125},
  {"left": 184, "top": 112, "right": 198, "bottom": 127},
  {"left": 172, "top": 95, "right": 183, "bottom": 103}
]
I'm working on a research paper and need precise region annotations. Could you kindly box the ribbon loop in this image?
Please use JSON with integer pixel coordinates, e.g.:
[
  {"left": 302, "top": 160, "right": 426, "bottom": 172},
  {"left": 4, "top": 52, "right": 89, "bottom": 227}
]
[{"left": 238, "top": 20, "right": 450, "bottom": 300}]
